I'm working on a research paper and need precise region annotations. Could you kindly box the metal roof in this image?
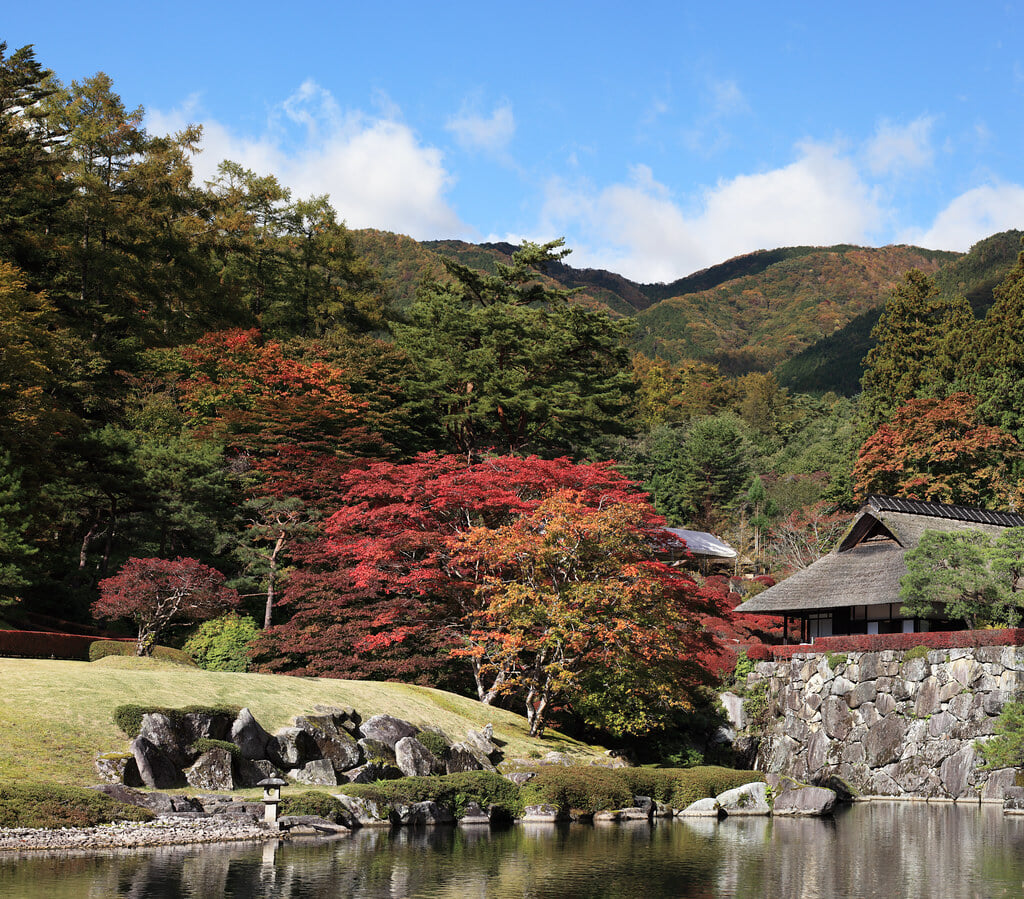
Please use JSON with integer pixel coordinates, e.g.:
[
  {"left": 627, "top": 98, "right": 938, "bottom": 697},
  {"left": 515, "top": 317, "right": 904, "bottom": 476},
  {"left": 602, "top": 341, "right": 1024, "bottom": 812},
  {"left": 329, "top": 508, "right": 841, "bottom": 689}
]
[
  {"left": 663, "top": 528, "right": 738, "bottom": 559},
  {"left": 866, "top": 495, "right": 1024, "bottom": 528}
]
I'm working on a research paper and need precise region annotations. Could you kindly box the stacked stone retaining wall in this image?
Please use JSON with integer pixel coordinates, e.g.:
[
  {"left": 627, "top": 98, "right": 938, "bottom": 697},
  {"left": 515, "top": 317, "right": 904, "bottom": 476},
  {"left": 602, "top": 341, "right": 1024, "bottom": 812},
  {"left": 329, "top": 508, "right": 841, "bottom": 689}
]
[{"left": 745, "top": 645, "right": 1024, "bottom": 801}]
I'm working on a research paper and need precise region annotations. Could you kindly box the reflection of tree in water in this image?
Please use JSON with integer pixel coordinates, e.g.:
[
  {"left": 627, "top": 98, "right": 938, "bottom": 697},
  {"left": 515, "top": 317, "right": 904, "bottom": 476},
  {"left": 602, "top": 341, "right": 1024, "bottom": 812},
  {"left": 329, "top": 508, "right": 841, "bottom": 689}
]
[{"left": 5, "top": 808, "right": 1024, "bottom": 897}]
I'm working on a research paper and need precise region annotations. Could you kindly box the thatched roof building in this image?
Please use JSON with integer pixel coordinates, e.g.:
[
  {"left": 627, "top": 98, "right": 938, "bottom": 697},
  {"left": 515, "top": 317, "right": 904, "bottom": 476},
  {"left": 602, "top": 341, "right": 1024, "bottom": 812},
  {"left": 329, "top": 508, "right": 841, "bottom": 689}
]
[{"left": 735, "top": 495, "right": 1024, "bottom": 642}]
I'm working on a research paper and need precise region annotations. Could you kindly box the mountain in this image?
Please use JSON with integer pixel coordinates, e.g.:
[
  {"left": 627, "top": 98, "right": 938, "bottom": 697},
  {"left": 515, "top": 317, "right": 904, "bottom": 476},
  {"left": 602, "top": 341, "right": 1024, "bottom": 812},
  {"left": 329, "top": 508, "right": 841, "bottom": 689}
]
[
  {"left": 775, "top": 231, "right": 1023, "bottom": 394},
  {"left": 351, "top": 227, "right": 1023, "bottom": 395}
]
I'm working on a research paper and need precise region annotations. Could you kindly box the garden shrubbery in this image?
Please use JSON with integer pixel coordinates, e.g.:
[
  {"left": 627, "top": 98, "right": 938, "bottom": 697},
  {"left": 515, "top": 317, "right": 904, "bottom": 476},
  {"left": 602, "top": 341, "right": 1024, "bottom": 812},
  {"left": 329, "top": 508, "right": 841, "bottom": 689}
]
[
  {"left": 279, "top": 791, "right": 352, "bottom": 824},
  {"left": 0, "top": 783, "right": 154, "bottom": 828},
  {"left": 89, "top": 640, "right": 197, "bottom": 667},
  {"left": 521, "top": 765, "right": 764, "bottom": 813},
  {"left": 338, "top": 771, "right": 523, "bottom": 819},
  {"left": 182, "top": 614, "right": 259, "bottom": 672}
]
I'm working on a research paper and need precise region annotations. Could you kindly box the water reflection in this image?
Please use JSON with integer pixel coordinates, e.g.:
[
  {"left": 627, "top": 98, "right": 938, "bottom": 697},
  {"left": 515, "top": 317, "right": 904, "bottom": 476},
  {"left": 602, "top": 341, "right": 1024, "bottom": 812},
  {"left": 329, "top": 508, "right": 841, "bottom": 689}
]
[{"left": 3, "top": 804, "right": 1024, "bottom": 898}]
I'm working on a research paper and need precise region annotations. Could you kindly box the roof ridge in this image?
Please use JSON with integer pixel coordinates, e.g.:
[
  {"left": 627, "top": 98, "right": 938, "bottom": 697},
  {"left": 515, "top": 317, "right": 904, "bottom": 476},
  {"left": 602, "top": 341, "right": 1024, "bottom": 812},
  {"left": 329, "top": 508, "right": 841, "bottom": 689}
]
[{"left": 866, "top": 494, "right": 1024, "bottom": 527}]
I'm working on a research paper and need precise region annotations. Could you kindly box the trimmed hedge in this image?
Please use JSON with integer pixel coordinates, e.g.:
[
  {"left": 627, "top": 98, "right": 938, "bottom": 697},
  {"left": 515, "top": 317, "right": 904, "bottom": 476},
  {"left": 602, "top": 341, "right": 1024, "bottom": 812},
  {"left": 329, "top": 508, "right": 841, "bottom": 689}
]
[
  {"left": 521, "top": 765, "right": 764, "bottom": 813},
  {"left": 338, "top": 771, "right": 523, "bottom": 819},
  {"left": 0, "top": 783, "right": 154, "bottom": 828},
  {"left": 764, "top": 628, "right": 1024, "bottom": 660},
  {"left": 0, "top": 629, "right": 105, "bottom": 661},
  {"left": 89, "top": 640, "right": 197, "bottom": 666},
  {"left": 113, "top": 704, "right": 242, "bottom": 738}
]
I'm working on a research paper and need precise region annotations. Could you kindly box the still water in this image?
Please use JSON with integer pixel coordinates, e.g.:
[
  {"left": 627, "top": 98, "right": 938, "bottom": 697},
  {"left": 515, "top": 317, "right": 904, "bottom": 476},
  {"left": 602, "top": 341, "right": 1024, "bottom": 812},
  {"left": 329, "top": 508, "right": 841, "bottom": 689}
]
[{"left": 3, "top": 803, "right": 1024, "bottom": 899}]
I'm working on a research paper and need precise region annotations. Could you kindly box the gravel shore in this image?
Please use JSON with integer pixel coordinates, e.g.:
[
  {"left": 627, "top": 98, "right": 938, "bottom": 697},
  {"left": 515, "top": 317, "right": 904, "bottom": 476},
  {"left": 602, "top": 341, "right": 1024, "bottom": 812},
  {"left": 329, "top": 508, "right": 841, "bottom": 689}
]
[{"left": 0, "top": 817, "right": 274, "bottom": 853}]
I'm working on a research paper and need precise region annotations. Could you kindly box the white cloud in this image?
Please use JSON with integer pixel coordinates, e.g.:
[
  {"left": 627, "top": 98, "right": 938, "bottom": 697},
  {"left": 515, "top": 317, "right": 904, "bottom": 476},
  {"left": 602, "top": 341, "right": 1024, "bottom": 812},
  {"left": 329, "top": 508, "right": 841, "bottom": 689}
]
[
  {"left": 544, "top": 142, "right": 883, "bottom": 282},
  {"left": 147, "top": 82, "right": 465, "bottom": 240},
  {"left": 902, "top": 183, "right": 1024, "bottom": 250},
  {"left": 865, "top": 116, "right": 935, "bottom": 176},
  {"left": 446, "top": 103, "right": 515, "bottom": 154}
]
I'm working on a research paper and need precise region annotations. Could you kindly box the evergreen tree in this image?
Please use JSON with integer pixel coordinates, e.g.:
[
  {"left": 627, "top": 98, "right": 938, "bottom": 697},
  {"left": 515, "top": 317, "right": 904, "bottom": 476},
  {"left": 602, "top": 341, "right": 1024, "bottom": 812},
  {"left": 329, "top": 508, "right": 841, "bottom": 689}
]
[
  {"left": 394, "top": 239, "right": 634, "bottom": 457},
  {"left": 859, "top": 269, "right": 973, "bottom": 436}
]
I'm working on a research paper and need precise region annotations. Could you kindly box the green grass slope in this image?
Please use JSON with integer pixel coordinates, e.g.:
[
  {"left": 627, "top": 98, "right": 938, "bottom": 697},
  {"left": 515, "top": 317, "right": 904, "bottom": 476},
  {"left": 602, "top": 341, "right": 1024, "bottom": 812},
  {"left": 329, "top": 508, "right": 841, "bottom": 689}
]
[{"left": 0, "top": 658, "right": 603, "bottom": 787}]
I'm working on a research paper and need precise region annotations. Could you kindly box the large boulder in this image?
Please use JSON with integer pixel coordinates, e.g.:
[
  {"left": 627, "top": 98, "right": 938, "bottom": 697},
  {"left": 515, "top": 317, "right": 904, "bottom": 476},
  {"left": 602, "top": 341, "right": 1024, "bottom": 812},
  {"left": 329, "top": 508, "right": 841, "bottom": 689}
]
[
  {"left": 677, "top": 797, "right": 722, "bottom": 818},
  {"left": 296, "top": 716, "right": 362, "bottom": 773},
  {"left": 395, "top": 736, "right": 444, "bottom": 777},
  {"left": 446, "top": 741, "right": 496, "bottom": 774},
  {"left": 458, "top": 801, "right": 491, "bottom": 825},
  {"left": 1003, "top": 786, "right": 1024, "bottom": 814},
  {"left": 716, "top": 782, "right": 771, "bottom": 816},
  {"left": 289, "top": 758, "right": 337, "bottom": 786},
  {"left": 274, "top": 727, "right": 318, "bottom": 768},
  {"left": 131, "top": 735, "right": 182, "bottom": 789},
  {"left": 94, "top": 752, "right": 142, "bottom": 787},
  {"left": 334, "top": 794, "right": 392, "bottom": 826},
  {"left": 231, "top": 708, "right": 276, "bottom": 761},
  {"left": 522, "top": 804, "right": 569, "bottom": 822},
  {"left": 185, "top": 748, "right": 235, "bottom": 791},
  {"left": 772, "top": 786, "right": 837, "bottom": 816},
  {"left": 393, "top": 801, "right": 455, "bottom": 826},
  {"left": 359, "top": 714, "right": 419, "bottom": 749},
  {"left": 138, "top": 713, "right": 191, "bottom": 769},
  {"left": 235, "top": 757, "right": 284, "bottom": 789}
]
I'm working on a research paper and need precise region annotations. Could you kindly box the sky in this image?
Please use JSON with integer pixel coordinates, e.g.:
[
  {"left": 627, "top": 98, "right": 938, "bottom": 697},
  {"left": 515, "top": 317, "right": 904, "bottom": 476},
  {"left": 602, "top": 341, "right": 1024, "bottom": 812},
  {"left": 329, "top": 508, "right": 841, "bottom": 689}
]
[{"left": 8, "top": 2, "right": 1024, "bottom": 283}]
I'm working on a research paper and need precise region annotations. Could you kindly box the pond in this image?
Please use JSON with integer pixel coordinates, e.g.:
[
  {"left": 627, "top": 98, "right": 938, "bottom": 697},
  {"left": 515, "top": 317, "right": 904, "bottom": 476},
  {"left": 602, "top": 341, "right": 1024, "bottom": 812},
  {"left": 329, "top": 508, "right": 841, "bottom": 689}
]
[{"left": 3, "top": 802, "right": 1024, "bottom": 898}]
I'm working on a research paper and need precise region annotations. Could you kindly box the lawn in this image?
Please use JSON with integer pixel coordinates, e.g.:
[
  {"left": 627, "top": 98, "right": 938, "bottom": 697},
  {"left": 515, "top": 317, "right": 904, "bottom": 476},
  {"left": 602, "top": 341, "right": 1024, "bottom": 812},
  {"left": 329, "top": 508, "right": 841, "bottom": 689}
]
[{"left": 0, "top": 657, "right": 604, "bottom": 786}]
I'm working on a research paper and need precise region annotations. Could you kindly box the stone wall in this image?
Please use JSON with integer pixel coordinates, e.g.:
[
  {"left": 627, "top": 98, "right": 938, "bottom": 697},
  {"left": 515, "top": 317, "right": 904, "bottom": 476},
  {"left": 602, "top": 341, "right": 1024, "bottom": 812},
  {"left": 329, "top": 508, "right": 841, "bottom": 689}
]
[{"left": 743, "top": 645, "right": 1024, "bottom": 801}]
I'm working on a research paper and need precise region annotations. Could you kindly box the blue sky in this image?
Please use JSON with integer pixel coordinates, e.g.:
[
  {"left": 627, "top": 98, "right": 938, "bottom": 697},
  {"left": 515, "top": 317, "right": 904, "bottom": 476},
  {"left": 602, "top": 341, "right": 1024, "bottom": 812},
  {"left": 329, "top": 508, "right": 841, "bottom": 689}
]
[{"left": 8, "top": 2, "right": 1024, "bottom": 282}]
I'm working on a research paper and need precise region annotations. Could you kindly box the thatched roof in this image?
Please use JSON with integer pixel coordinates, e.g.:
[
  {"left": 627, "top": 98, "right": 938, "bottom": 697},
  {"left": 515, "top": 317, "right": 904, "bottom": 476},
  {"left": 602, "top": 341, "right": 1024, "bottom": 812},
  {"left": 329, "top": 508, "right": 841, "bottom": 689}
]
[{"left": 735, "top": 495, "right": 1024, "bottom": 616}]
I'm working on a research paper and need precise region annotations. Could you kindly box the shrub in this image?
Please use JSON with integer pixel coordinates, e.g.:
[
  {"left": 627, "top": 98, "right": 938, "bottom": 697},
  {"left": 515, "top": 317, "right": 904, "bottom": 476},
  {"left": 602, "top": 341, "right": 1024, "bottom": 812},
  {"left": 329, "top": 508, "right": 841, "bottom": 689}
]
[
  {"left": 279, "top": 791, "right": 351, "bottom": 824},
  {"left": 766, "top": 628, "right": 1024, "bottom": 660},
  {"left": 825, "top": 652, "right": 848, "bottom": 670},
  {"left": 665, "top": 767, "right": 766, "bottom": 809},
  {"left": 190, "top": 738, "right": 239, "bottom": 758},
  {"left": 339, "top": 771, "right": 522, "bottom": 818},
  {"left": 416, "top": 729, "right": 450, "bottom": 760},
  {"left": 979, "top": 701, "right": 1024, "bottom": 769},
  {"left": 519, "top": 767, "right": 633, "bottom": 813},
  {"left": 0, "top": 783, "right": 154, "bottom": 828},
  {"left": 903, "top": 645, "right": 931, "bottom": 662},
  {"left": 183, "top": 613, "right": 260, "bottom": 672},
  {"left": 90, "top": 640, "right": 197, "bottom": 666},
  {"left": 113, "top": 704, "right": 241, "bottom": 737}
]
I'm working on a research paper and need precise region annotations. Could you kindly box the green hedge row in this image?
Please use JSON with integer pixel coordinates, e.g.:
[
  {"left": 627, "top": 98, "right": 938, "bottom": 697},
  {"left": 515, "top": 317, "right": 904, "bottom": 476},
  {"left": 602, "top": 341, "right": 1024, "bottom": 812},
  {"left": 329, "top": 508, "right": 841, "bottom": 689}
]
[
  {"left": 0, "top": 783, "right": 154, "bottom": 828},
  {"left": 520, "top": 765, "right": 765, "bottom": 813}
]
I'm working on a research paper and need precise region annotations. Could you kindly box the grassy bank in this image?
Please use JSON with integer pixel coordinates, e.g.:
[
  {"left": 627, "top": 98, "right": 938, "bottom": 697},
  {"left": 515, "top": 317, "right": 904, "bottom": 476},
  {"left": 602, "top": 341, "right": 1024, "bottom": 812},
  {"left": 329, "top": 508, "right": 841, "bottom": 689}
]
[{"left": 0, "top": 657, "right": 604, "bottom": 787}]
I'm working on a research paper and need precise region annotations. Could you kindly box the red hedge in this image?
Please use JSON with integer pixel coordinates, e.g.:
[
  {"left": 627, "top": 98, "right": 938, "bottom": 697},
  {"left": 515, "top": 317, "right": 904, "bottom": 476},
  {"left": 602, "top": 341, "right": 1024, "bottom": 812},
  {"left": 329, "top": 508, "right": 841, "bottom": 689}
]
[
  {"left": 764, "top": 628, "right": 1024, "bottom": 660},
  {"left": 0, "top": 630, "right": 120, "bottom": 661}
]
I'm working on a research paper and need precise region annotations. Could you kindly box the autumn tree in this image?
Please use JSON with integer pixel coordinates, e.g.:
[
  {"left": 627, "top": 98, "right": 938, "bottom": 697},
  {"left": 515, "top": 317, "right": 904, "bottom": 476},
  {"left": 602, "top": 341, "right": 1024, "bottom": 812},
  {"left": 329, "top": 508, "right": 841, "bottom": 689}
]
[
  {"left": 852, "top": 393, "right": 1023, "bottom": 506},
  {"left": 767, "top": 501, "right": 853, "bottom": 575},
  {"left": 451, "top": 490, "right": 722, "bottom": 736},
  {"left": 93, "top": 557, "right": 239, "bottom": 655},
  {"left": 252, "top": 454, "right": 655, "bottom": 689}
]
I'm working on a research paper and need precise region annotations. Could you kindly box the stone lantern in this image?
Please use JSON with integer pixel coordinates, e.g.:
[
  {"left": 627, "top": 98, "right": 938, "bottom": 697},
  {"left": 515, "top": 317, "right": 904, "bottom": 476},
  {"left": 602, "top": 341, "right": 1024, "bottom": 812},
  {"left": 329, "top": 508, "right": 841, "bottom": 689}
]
[{"left": 258, "top": 776, "right": 288, "bottom": 827}]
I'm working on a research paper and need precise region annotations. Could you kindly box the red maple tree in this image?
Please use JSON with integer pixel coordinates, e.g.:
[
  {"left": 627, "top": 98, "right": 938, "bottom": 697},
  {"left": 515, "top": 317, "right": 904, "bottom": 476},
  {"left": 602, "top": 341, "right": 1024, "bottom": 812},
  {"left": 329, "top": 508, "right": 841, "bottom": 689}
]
[{"left": 93, "top": 557, "right": 239, "bottom": 656}]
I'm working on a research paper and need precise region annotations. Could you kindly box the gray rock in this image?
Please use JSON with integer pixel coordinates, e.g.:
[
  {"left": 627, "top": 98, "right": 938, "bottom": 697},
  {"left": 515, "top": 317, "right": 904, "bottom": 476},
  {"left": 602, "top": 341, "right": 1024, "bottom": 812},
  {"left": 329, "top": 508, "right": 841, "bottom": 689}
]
[
  {"left": 446, "top": 741, "right": 496, "bottom": 773},
  {"left": 458, "top": 801, "right": 490, "bottom": 825},
  {"left": 131, "top": 735, "right": 182, "bottom": 789},
  {"left": 343, "top": 761, "right": 402, "bottom": 783},
  {"left": 393, "top": 801, "right": 455, "bottom": 826},
  {"left": 290, "top": 758, "right": 337, "bottom": 786},
  {"left": 503, "top": 770, "right": 536, "bottom": 787},
  {"left": 184, "top": 748, "right": 235, "bottom": 791},
  {"left": 296, "top": 716, "right": 362, "bottom": 772},
  {"left": 235, "top": 757, "right": 283, "bottom": 788},
  {"left": 619, "top": 806, "right": 652, "bottom": 820},
  {"left": 94, "top": 752, "right": 142, "bottom": 787},
  {"left": 1003, "top": 786, "right": 1024, "bottom": 813},
  {"left": 716, "top": 782, "right": 770, "bottom": 816},
  {"left": 939, "top": 745, "right": 976, "bottom": 798},
  {"left": 772, "top": 786, "right": 837, "bottom": 816},
  {"left": 522, "top": 804, "right": 569, "bottom": 822},
  {"left": 334, "top": 794, "right": 392, "bottom": 826},
  {"left": 138, "top": 713, "right": 191, "bottom": 769},
  {"left": 465, "top": 725, "right": 500, "bottom": 760},
  {"left": 863, "top": 716, "right": 906, "bottom": 768},
  {"left": 231, "top": 708, "right": 276, "bottom": 761},
  {"left": 395, "top": 736, "right": 443, "bottom": 777},
  {"left": 359, "top": 714, "right": 419, "bottom": 749},
  {"left": 720, "top": 692, "right": 746, "bottom": 731},
  {"left": 274, "top": 727, "right": 318, "bottom": 768},
  {"left": 358, "top": 738, "right": 398, "bottom": 766},
  {"left": 278, "top": 814, "right": 350, "bottom": 834}
]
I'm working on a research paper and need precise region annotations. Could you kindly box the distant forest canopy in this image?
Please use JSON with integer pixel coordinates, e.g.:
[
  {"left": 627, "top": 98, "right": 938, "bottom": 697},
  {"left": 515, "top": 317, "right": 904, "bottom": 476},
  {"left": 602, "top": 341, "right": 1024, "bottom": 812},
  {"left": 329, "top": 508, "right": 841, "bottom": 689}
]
[{"left": 4, "top": 41, "right": 1024, "bottom": 724}]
